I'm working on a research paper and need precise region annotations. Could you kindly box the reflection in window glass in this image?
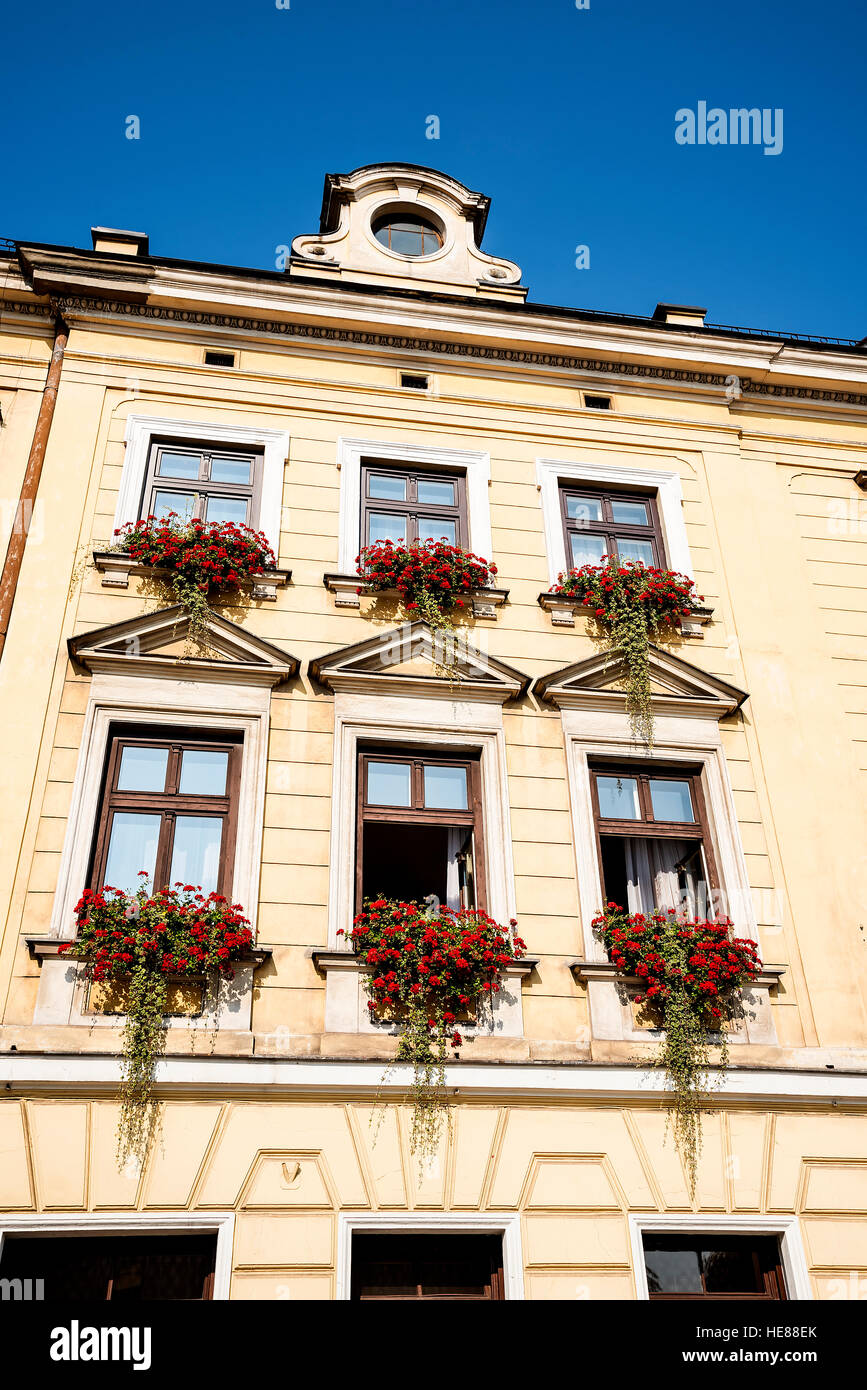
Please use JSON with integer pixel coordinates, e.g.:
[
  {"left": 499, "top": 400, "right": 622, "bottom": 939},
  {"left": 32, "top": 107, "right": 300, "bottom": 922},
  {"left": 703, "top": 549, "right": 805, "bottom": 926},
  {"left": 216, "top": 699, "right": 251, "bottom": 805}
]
[
  {"left": 566, "top": 495, "right": 604, "bottom": 523},
  {"left": 367, "top": 762, "right": 412, "bottom": 806},
  {"left": 596, "top": 775, "right": 641, "bottom": 819},
  {"left": 611, "top": 499, "right": 649, "bottom": 525},
  {"left": 157, "top": 452, "right": 200, "bottom": 480},
  {"left": 570, "top": 533, "right": 607, "bottom": 568},
  {"left": 170, "top": 816, "right": 223, "bottom": 894},
  {"left": 417, "top": 479, "right": 455, "bottom": 508},
  {"left": 117, "top": 745, "right": 168, "bottom": 793},
  {"left": 368, "top": 474, "right": 407, "bottom": 502},
  {"left": 649, "top": 779, "right": 694, "bottom": 822},
  {"left": 418, "top": 517, "right": 456, "bottom": 545},
  {"left": 423, "top": 764, "right": 468, "bottom": 810},
  {"left": 152, "top": 491, "right": 195, "bottom": 521},
  {"left": 204, "top": 495, "right": 248, "bottom": 526},
  {"left": 617, "top": 537, "right": 655, "bottom": 565},
  {"left": 644, "top": 1243, "right": 703, "bottom": 1295},
  {"left": 210, "top": 457, "right": 252, "bottom": 485},
  {"left": 104, "top": 812, "right": 160, "bottom": 892},
  {"left": 368, "top": 513, "right": 407, "bottom": 545},
  {"left": 179, "top": 749, "right": 229, "bottom": 796}
]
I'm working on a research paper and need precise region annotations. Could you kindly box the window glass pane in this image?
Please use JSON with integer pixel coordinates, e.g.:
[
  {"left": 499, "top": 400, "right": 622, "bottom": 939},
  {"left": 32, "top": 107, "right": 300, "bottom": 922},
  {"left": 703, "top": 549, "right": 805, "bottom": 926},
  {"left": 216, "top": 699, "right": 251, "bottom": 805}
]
[
  {"left": 617, "top": 537, "right": 656, "bottom": 565},
  {"left": 418, "top": 517, "right": 457, "bottom": 545},
  {"left": 103, "top": 812, "right": 161, "bottom": 893},
  {"left": 157, "top": 451, "right": 200, "bottom": 480},
  {"left": 367, "top": 761, "right": 412, "bottom": 806},
  {"left": 204, "top": 495, "right": 248, "bottom": 526},
  {"left": 151, "top": 490, "right": 195, "bottom": 522},
  {"left": 423, "top": 764, "right": 468, "bottom": 810},
  {"left": 565, "top": 495, "right": 604, "bottom": 523},
  {"left": 388, "top": 226, "right": 425, "bottom": 256},
  {"left": 368, "top": 473, "right": 407, "bottom": 501},
  {"left": 611, "top": 498, "right": 649, "bottom": 525},
  {"left": 643, "top": 1242, "right": 703, "bottom": 1295},
  {"left": 649, "top": 779, "right": 694, "bottom": 822},
  {"left": 596, "top": 775, "right": 641, "bottom": 819},
  {"left": 368, "top": 512, "right": 407, "bottom": 545},
  {"left": 179, "top": 749, "right": 229, "bottom": 796},
  {"left": 417, "top": 478, "right": 455, "bottom": 507},
  {"left": 702, "top": 1245, "right": 763, "bottom": 1294},
  {"left": 569, "top": 533, "right": 607, "bottom": 568},
  {"left": 210, "top": 456, "right": 252, "bottom": 486},
  {"left": 170, "top": 816, "right": 223, "bottom": 894},
  {"left": 117, "top": 745, "right": 169, "bottom": 793}
]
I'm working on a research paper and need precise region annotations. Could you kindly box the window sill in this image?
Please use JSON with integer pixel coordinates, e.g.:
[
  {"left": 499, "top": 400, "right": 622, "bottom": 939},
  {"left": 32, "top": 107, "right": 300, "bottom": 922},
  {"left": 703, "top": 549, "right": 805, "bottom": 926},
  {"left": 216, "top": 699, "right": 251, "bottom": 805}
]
[
  {"left": 92, "top": 551, "right": 292, "bottom": 602},
  {"left": 569, "top": 958, "right": 784, "bottom": 990},
  {"left": 324, "top": 573, "right": 509, "bottom": 619},
  {"left": 26, "top": 937, "right": 273, "bottom": 968},
  {"left": 537, "top": 592, "right": 714, "bottom": 636}
]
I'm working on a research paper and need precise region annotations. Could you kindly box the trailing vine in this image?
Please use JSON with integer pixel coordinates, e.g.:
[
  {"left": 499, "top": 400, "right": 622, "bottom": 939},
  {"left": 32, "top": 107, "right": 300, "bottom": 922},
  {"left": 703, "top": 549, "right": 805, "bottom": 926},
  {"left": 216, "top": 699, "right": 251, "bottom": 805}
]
[
  {"left": 342, "top": 898, "right": 525, "bottom": 1166},
  {"left": 60, "top": 877, "right": 254, "bottom": 1167},
  {"left": 356, "top": 538, "right": 496, "bottom": 633},
  {"left": 594, "top": 903, "right": 762, "bottom": 1197},
  {"left": 111, "top": 514, "right": 277, "bottom": 649},
  {"left": 551, "top": 559, "right": 700, "bottom": 748}
]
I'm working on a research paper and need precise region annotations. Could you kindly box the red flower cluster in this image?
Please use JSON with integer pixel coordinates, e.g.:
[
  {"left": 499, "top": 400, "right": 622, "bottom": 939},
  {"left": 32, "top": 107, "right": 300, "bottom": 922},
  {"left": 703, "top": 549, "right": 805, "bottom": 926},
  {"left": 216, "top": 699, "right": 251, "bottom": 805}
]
[
  {"left": 342, "top": 899, "right": 525, "bottom": 1049},
  {"left": 592, "top": 903, "right": 761, "bottom": 1020},
  {"left": 114, "top": 514, "right": 276, "bottom": 596},
  {"left": 355, "top": 538, "right": 496, "bottom": 614},
  {"left": 60, "top": 876, "right": 254, "bottom": 982},
  {"left": 552, "top": 557, "right": 700, "bottom": 625}
]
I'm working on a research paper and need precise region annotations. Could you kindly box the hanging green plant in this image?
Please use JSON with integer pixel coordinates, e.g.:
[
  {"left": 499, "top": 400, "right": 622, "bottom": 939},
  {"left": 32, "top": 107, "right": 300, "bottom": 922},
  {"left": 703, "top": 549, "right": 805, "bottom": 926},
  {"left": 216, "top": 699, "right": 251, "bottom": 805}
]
[
  {"left": 356, "top": 538, "right": 496, "bottom": 630},
  {"left": 341, "top": 898, "right": 525, "bottom": 1165},
  {"left": 60, "top": 877, "right": 254, "bottom": 1167},
  {"left": 551, "top": 559, "right": 701, "bottom": 747},
  {"left": 111, "top": 514, "right": 277, "bottom": 649},
  {"left": 594, "top": 903, "right": 762, "bottom": 1197}
]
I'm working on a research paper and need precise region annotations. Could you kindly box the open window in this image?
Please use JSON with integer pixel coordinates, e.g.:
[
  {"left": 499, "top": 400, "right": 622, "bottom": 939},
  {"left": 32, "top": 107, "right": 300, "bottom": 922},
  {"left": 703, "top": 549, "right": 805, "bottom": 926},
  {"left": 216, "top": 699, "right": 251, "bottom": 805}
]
[
  {"left": 642, "top": 1233, "right": 787, "bottom": 1301},
  {"left": 356, "top": 749, "right": 485, "bottom": 912},
  {"left": 0, "top": 1232, "right": 218, "bottom": 1301},
  {"left": 590, "top": 762, "right": 717, "bottom": 918},
  {"left": 350, "top": 1234, "right": 505, "bottom": 1301}
]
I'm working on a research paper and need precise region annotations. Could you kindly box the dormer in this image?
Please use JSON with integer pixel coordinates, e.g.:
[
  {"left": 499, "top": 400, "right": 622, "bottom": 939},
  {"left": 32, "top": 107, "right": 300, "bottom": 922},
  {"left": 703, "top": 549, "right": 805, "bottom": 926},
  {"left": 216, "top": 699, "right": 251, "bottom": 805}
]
[{"left": 288, "top": 162, "right": 526, "bottom": 302}]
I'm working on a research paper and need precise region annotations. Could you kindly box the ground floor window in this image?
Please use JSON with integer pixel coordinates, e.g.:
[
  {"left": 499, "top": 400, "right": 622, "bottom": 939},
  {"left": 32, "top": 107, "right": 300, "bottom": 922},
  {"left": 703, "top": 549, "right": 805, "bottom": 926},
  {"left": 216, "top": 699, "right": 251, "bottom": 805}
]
[
  {"left": 0, "top": 1233, "right": 217, "bottom": 1301},
  {"left": 350, "top": 1233, "right": 505, "bottom": 1300},
  {"left": 642, "top": 1233, "right": 787, "bottom": 1300}
]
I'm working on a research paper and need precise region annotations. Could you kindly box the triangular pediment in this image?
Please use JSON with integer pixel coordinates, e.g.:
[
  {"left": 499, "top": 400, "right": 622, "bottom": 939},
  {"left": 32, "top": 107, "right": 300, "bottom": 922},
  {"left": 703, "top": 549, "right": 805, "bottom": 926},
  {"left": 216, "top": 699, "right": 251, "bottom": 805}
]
[
  {"left": 534, "top": 644, "right": 747, "bottom": 718},
  {"left": 68, "top": 605, "right": 299, "bottom": 687},
  {"left": 309, "top": 622, "right": 529, "bottom": 703}
]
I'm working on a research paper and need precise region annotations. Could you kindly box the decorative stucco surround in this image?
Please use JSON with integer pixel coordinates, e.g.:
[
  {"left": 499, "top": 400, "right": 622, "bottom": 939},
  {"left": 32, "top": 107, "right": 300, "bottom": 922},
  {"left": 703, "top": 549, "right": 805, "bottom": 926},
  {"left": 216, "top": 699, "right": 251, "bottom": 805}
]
[
  {"left": 336, "top": 436, "right": 492, "bottom": 574},
  {"left": 628, "top": 1214, "right": 812, "bottom": 1301},
  {"left": 115, "top": 414, "right": 290, "bottom": 557}
]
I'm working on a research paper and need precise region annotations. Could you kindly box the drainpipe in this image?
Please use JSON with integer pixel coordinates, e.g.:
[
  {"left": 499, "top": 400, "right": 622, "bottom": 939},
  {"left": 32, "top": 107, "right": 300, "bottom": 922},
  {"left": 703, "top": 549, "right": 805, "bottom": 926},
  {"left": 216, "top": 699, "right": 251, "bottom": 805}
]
[{"left": 0, "top": 312, "right": 69, "bottom": 660}]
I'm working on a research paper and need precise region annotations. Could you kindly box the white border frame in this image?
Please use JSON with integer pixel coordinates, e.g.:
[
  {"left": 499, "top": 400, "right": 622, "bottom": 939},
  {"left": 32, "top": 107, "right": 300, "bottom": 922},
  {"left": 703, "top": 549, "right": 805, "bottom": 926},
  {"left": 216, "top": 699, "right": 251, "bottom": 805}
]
[
  {"left": 336, "top": 1211, "right": 525, "bottom": 1301},
  {"left": 0, "top": 1212, "right": 236, "bottom": 1301},
  {"left": 628, "top": 1214, "right": 813, "bottom": 1302},
  {"left": 117, "top": 414, "right": 290, "bottom": 557},
  {"left": 536, "top": 455, "right": 692, "bottom": 586},
  {"left": 336, "top": 437, "right": 492, "bottom": 573}
]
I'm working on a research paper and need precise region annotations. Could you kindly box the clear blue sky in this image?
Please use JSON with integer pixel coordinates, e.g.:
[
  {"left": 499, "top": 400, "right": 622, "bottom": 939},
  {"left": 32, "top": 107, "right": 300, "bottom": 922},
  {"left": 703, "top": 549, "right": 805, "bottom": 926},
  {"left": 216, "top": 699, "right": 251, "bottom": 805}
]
[{"left": 2, "top": 0, "right": 865, "bottom": 338}]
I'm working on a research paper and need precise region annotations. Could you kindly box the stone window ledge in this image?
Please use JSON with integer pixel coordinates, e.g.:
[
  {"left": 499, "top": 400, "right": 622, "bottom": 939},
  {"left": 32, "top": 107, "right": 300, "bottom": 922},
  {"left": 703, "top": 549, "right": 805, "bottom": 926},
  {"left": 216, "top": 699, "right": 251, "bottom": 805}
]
[
  {"left": 324, "top": 573, "right": 509, "bottom": 619},
  {"left": 26, "top": 937, "right": 272, "bottom": 968},
  {"left": 569, "top": 958, "right": 784, "bottom": 990},
  {"left": 537, "top": 592, "right": 714, "bottom": 637},
  {"left": 311, "top": 949, "right": 537, "bottom": 1039},
  {"left": 93, "top": 550, "right": 292, "bottom": 602}
]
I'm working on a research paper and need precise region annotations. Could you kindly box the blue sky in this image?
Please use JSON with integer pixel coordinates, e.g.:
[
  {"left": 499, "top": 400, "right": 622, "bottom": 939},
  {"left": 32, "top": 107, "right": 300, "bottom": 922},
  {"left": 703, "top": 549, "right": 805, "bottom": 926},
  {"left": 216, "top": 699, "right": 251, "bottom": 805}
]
[{"left": 2, "top": 0, "right": 865, "bottom": 338}]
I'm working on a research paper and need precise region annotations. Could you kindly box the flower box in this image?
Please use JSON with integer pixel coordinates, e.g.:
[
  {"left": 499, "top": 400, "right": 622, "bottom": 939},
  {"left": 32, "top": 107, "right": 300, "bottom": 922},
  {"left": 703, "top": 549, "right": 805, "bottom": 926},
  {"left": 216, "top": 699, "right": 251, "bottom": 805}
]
[
  {"left": 538, "top": 590, "right": 713, "bottom": 636},
  {"left": 324, "top": 573, "right": 508, "bottom": 619},
  {"left": 93, "top": 550, "right": 291, "bottom": 602}
]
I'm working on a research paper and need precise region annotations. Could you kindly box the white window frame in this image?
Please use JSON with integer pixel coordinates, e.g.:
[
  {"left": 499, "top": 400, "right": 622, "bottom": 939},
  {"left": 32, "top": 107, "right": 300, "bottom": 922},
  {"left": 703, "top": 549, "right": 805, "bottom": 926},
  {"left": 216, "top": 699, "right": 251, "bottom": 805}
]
[
  {"left": 35, "top": 673, "right": 271, "bottom": 1031},
  {"left": 0, "top": 1212, "right": 236, "bottom": 1300},
  {"left": 336, "top": 1211, "right": 524, "bottom": 1301},
  {"left": 336, "top": 437, "right": 492, "bottom": 572},
  {"left": 629, "top": 1214, "right": 812, "bottom": 1301},
  {"left": 116, "top": 414, "right": 290, "bottom": 557},
  {"left": 535, "top": 455, "right": 693, "bottom": 586}
]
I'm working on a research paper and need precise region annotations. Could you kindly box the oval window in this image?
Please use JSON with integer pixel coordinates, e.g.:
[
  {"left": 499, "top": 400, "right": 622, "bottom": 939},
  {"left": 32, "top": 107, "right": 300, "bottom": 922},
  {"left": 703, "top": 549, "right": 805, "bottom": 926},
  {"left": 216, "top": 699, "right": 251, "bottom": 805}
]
[{"left": 372, "top": 214, "right": 443, "bottom": 258}]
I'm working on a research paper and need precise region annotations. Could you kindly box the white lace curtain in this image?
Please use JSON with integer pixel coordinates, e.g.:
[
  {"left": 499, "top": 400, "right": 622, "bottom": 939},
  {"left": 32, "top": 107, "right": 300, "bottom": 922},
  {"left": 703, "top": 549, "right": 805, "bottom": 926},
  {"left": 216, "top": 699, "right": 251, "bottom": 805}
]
[{"left": 623, "top": 838, "right": 708, "bottom": 919}]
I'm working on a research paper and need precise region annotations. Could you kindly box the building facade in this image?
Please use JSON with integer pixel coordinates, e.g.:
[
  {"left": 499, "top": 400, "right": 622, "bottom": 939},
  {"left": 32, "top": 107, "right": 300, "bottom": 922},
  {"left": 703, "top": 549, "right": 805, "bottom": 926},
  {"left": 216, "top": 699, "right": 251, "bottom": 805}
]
[{"left": 0, "top": 163, "right": 865, "bottom": 1301}]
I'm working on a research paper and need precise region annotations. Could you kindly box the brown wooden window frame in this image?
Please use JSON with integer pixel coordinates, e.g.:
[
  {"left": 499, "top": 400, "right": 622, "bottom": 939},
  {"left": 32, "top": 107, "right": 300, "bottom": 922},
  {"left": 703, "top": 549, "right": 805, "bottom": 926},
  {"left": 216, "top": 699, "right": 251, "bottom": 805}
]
[
  {"left": 355, "top": 748, "right": 487, "bottom": 913},
  {"left": 140, "top": 438, "right": 264, "bottom": 529},
  {"left": 559, "top": 482, "right": 665, "bottom": 569},
  {"left": 372, "top": 215, "right": 444, "bottom": 257},
  {"left": 89, "top": 727, "right": 243, "bottom": 898},
  {"left": 360, "top": 461, "right": 468, "bottom": 550},
  {"left": 643, "top": 1233, "right": 787, "bottom": 1301},
  {"left": 590, "top": 761, "right": 720, "bottom": 905}
]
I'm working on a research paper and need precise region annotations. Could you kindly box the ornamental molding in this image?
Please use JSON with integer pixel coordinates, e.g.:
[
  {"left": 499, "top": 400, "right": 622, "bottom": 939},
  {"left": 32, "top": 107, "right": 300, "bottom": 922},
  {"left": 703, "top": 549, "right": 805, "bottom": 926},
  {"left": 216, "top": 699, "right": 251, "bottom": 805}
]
[{"left": 535, "top": 643, "right": 748, "bottom": 719}]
